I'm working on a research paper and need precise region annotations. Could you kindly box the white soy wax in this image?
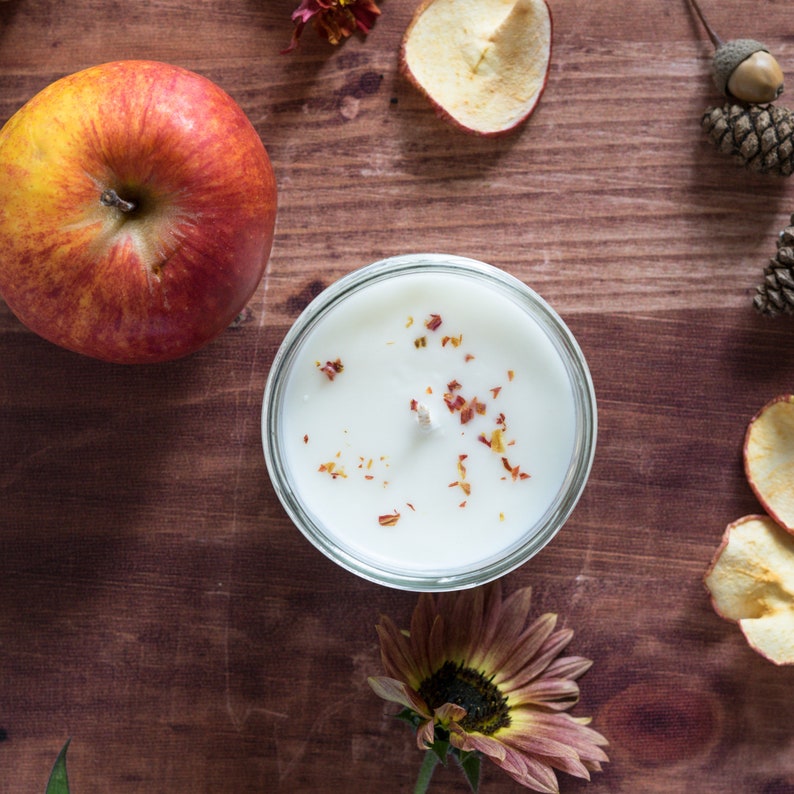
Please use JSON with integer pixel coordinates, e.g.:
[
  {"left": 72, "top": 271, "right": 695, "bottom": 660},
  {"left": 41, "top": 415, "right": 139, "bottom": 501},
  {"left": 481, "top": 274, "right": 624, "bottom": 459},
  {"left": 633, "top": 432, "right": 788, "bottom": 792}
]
[{"left": 263, "top": 255, "right": 596, "bottom": 591}]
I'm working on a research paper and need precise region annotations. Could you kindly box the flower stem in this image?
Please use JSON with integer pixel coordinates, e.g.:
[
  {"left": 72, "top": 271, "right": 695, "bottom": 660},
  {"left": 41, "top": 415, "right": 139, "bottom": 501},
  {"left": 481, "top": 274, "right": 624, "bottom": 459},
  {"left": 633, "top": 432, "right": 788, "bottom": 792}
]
[{"left": 413, "top": 751, "right": 440, "bottom": 794}]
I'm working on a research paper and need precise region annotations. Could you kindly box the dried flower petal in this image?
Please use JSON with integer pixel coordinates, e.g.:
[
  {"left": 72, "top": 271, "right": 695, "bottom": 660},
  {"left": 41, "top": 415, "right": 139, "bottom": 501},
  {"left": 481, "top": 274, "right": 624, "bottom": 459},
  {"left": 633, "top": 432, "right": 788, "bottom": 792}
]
[{"left": 283, "top": 0, "right": 381, "bottom": 54}]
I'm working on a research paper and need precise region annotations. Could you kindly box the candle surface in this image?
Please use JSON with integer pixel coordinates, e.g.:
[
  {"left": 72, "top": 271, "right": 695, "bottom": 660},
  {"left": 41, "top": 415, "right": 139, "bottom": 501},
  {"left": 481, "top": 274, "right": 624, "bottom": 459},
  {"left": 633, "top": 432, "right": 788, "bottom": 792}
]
[{"left": 277, "top": 268, "right": 580, "bottom": 576}]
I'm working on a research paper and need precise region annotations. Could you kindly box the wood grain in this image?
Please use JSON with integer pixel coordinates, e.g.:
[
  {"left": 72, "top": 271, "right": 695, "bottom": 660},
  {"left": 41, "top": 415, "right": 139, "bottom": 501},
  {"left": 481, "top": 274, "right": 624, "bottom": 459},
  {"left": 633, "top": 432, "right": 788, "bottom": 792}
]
[{"left": 2, "top": 0, "right": 794, "bottom": 792}]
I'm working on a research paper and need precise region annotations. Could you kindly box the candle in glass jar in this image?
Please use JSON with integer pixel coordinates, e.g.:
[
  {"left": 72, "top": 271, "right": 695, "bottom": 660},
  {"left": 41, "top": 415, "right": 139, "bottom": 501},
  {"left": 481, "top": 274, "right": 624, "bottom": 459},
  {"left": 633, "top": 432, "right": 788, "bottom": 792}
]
[{"left": 263, "top": 255, "right": 596, "bottom": 590}]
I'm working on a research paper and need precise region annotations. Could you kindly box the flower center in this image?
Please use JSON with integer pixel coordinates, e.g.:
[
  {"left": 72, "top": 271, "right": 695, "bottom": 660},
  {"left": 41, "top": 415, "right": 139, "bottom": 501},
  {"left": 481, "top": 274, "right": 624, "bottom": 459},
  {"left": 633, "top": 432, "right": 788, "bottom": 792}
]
[{"left": 418, "top": 660, "right": 511, "bottom": 735}]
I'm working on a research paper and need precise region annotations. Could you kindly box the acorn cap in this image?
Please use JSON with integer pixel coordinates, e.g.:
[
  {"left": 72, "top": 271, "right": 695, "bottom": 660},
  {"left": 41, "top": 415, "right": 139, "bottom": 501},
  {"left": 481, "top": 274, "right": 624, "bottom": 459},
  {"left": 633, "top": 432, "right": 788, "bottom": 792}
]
[{"left": 712, "top": 38, "right": 769, "bottom": 96}]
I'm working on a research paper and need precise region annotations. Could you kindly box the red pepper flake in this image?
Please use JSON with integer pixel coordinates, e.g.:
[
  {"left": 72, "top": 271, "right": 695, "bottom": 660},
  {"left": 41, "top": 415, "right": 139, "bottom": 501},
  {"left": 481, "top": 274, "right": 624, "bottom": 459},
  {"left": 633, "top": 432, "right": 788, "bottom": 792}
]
[
  {"left": 490, "top": 429, "right": 507, "bottom": 453},
  {"left": 501, "top": 457, "right": 530, "bottom": 481},
  {"left": 442, "top": 334, "right": 463, "bottom": 348},
  {"left": 414, "top": 336, "right": 427, "bottom": 348},
  {"left": 424, "top": 313, "right": 443, "bottom": 331},
  {"left": 406, "top": 503, "right": 416, "bottom": 511},
  {"left": 479, "top": 428, "right": 507, "bottom": 452},
  {"left": 457, "top": 457, "right": 467, "bottom": 480},
  {"left": 409, "top": 399, "right": 419, "bottom": 411},
  {"left": 449, "top": 455, "right": 471, "bottom": 497},
  {"left": 448, "top": 454, "right": 472, "bottom": 497},
  {"left": 319, "top": 461, "right": 347, "bottom": 479},
  {"left": 378, "top": 511, "right": 400, "bottom": 526},
  {"left": 447, "top": 379, "right": 462, "bottom": 392},
  {"left": 459, "top": 501, "right": 467, "bottom": 508},
  {"left": 490, "top": 386, "right": 502, "bottom": 399},
  {"left": 364, "top": 475, "right": 374, "bottom": 480},
  {"left": 426, "top": 386, "right": 433, "bottom": 394},
  {"left": 444, "top": 393, "right": 486, "bottom": 425},
  {"left": 317, "top": 358, "right": 344, "bottom": 380},
  {"left": 496, "top": 412, "right": 506, "bottom": 427},
  {"left": 464, "top": 353, "right": 475, "bottom": 362},
  {"left": 444, "top": 393, "right": 466, "bottom": 413},
  {"left": 507, "top": 370, "right": 515, "bottom": 381},
  {"left": 303, "top": 434, "right": 309, "bottom": 444}
]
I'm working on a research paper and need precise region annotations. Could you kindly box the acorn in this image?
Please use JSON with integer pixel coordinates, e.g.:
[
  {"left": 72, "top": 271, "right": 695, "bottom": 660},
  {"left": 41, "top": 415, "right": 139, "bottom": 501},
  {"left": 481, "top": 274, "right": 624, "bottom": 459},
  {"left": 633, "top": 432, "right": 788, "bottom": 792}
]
[
  {"left": 688, "top": 0, "right": 784, "bottom": 103},
  {"left": 715, "top": 40, "right": 784, "bottom": 103}
]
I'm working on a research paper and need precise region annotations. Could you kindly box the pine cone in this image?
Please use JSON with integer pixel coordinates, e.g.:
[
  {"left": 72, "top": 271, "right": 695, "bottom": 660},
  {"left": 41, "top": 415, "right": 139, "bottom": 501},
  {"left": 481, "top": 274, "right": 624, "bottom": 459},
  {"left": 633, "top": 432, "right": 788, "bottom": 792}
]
[
  {"left": 754, "top": 215, "right": 794, "bottom": 316},
  {"left": 702, "top": 103, "right": 794, "bottom": 176}
]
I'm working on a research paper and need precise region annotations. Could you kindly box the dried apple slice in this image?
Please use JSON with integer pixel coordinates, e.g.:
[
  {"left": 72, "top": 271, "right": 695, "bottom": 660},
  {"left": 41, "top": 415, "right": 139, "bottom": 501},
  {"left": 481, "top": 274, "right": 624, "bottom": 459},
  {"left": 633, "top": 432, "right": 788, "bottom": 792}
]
[
  {"left": 400, "top": 0, "right": 552, "bottom": 136},
  {"left": 704, "top": 515, "right": 794, "bottom": 665},
  {"left": 744, "top": 394, "right": 794, "bottom": 534}
]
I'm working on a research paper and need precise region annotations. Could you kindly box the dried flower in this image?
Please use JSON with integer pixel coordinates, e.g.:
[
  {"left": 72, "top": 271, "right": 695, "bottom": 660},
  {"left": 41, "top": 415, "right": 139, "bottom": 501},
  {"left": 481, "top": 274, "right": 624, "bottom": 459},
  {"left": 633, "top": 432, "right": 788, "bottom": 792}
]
[
  {"left": 368, "top": 583, "right": 608, "bottom": 793},
  {"left": 283, "top": 0, "right": 381, "bottom": 54}
]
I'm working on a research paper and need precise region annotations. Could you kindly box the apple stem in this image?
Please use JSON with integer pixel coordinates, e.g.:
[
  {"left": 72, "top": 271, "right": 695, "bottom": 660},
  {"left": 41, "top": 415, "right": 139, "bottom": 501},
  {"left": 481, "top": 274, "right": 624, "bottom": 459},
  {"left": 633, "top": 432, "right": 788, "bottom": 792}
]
[{"left": 100, "top": 188, "right": 136, "bottom": 213}]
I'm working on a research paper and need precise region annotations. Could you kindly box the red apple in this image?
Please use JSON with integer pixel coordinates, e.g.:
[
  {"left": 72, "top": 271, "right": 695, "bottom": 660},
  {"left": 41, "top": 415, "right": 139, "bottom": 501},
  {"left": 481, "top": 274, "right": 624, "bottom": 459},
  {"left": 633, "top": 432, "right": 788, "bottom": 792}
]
[{"left": 0, "top": 60, "right": 277, "bottom": 363}]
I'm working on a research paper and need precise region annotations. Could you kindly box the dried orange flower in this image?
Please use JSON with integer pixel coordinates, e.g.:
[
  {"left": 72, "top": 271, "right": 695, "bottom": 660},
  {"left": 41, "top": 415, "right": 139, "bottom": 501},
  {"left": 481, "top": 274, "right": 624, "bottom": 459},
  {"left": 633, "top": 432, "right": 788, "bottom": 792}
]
[{"left": 283, "top": 0, "right": 381, "bottom": 53}]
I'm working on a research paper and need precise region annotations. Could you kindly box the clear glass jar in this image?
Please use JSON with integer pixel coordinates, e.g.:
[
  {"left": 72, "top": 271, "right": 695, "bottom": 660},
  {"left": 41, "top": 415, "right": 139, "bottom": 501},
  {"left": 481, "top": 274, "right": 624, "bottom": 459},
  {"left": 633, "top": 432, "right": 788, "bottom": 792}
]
[{"left": 262, "top": 254, "right": 597, "bottom": 591}]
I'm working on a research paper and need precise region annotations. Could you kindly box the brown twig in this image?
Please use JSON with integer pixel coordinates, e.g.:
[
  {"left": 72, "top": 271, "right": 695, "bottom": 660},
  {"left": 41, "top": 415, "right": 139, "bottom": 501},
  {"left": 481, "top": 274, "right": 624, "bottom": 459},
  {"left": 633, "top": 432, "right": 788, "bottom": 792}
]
[{"left": 686, "top": 0, "right": 723, "bottom": 48}]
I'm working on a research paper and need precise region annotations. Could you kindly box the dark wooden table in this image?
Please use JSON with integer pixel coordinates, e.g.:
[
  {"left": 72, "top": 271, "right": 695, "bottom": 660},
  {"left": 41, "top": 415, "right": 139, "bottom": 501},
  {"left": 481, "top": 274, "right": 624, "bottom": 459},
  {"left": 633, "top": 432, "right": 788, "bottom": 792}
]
[{"left": 2, "top": 1, "right": 793, "bottom": 791}]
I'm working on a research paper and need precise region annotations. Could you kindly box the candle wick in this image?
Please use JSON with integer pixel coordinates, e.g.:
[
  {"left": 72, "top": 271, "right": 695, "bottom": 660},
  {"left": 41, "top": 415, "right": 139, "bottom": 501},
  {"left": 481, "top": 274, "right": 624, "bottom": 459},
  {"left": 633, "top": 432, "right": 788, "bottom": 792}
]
[{"left": 415, "top": 402, "right": 434, "bottom": 433}]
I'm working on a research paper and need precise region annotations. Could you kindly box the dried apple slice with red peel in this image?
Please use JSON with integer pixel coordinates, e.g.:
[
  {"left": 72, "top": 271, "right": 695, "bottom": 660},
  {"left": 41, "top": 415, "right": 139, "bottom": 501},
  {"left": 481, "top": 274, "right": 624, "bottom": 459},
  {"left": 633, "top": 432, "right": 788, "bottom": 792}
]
[
  {"left": 704, "top": 515, "right": 794, "bottom": 665},
  {"left": 400, "top": 0, "right": 552, "bottom": 136},
  {"left": 744, "top": 394, "right": 794, "bottom": 534}
]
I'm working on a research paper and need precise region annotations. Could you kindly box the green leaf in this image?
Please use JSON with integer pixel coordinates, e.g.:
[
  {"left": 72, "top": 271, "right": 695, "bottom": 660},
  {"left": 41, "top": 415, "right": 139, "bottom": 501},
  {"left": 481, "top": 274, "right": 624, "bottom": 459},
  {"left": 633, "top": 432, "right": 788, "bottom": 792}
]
[
  {"left": 394, "top": 708, "right": 422, "bottom": 729},
  {"left": 457, "top": 750, "right": 481, "bottom": 793},
  {"left": 45, "top": 739, "right": 71, "bottom": 794},
  {"left": 428, "top": 737, "right": 450, "bottom": 765}
]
